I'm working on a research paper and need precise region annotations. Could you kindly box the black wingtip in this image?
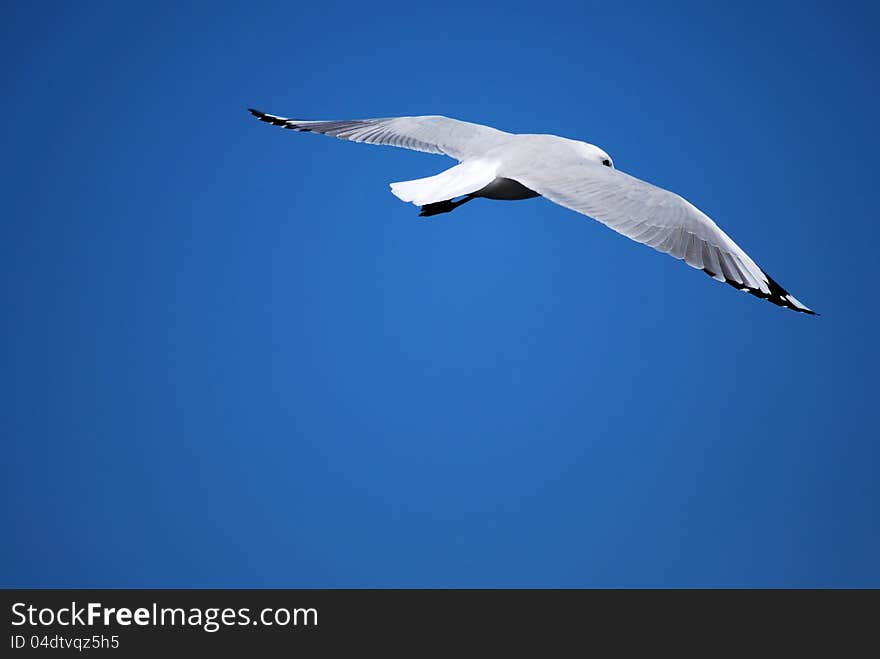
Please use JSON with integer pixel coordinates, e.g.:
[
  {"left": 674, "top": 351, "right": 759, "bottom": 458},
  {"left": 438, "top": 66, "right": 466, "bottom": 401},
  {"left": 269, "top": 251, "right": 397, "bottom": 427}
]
[
  {"left": 248, "top": 109, "right": 294, "bottom": 128},
  {"left": 702, "top": 268, "right": 818, "bottom": 315}
]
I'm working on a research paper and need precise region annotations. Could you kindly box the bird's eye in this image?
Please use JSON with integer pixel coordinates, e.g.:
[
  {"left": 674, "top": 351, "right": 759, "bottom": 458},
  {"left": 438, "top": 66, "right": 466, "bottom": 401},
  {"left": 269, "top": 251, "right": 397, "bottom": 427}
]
[{"left": 602, "top": 159, "right": 612, "bottom": 167}]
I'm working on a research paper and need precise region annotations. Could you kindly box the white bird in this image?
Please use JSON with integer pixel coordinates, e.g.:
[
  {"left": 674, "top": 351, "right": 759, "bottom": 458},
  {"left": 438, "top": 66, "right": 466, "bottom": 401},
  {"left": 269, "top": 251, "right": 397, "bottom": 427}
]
[{"left": 249, "top": 108, "right": 815, "bottom": 314}]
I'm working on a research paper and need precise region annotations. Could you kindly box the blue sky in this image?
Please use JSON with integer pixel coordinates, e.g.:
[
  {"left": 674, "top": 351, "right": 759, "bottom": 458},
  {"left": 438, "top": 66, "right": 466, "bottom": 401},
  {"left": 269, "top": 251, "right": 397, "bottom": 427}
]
[{"left": 2, "top": 1, "right": 878, "bottom": 587}]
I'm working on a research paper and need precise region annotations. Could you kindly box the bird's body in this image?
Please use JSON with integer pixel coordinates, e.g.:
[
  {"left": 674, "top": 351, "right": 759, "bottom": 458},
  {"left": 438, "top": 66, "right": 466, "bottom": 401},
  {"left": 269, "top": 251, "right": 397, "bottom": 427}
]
[{"left": 249, "top": 108, "right": 815, "bottom": 314}]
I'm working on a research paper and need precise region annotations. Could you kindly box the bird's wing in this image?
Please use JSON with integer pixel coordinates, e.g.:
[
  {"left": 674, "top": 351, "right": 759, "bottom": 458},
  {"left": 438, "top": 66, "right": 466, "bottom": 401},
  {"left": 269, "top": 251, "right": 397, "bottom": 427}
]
[
  {"left": 508, "top": 160, "right": 815, "bottom": 314},
  {"left": 248, "top": 109, "right": 511, "bottom": 161}
]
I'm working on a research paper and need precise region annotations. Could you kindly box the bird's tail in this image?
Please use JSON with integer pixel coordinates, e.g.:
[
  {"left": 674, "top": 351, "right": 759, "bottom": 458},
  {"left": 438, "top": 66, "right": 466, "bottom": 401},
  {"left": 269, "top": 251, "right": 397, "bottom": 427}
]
[{"left": 390, "top": 161, "right": 497, "bottom": 207}]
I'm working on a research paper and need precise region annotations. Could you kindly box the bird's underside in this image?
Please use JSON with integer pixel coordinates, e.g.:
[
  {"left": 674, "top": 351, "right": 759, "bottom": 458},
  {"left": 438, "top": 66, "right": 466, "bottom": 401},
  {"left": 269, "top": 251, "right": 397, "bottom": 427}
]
[
  {"left": 418, "top": 177, "right": 540, "bottom": 217},
  {"left": 248, "top": 108, "right": 816, "bottom": 314}
]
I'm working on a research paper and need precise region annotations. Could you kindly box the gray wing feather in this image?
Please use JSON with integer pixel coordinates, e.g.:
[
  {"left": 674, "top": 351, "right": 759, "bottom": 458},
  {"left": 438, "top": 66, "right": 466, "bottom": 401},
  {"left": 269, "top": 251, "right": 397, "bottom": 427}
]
[
  {"left": 248, "top": 109, "right": 511, "bottom": 161},
  {"left": 510, "top": 161, "right": 814, "bottom": 314}
]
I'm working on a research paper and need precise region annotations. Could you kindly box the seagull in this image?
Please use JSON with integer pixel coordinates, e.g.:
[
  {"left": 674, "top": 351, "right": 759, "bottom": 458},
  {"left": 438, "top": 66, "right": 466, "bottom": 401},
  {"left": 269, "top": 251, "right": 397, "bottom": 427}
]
[{"left": 249, "top": 108, "right": 815, "bottom": 314}]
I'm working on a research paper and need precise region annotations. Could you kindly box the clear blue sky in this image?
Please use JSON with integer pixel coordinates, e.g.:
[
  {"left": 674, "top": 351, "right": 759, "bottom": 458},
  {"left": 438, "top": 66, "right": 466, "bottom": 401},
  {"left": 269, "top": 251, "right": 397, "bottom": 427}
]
[{"left": 3, "top": 0, "right": 878, "bottom": 587}]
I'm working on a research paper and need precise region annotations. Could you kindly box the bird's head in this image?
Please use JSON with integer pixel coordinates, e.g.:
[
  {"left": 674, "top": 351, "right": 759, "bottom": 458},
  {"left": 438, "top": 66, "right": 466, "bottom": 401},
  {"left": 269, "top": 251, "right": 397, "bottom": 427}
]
[{"left": 576, "top": 141, "right": 614, "bottom": 169}]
